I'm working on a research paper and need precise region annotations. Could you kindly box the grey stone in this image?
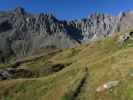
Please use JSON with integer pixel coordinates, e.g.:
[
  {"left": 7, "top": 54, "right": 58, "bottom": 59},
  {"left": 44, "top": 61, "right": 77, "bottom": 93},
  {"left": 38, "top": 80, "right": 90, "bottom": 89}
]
[
  {"left": 0, "top": 69, "right": 12, "bottom": 80},
  {"left": 96, "top": 81, "right": 120, "bottom": 92}
]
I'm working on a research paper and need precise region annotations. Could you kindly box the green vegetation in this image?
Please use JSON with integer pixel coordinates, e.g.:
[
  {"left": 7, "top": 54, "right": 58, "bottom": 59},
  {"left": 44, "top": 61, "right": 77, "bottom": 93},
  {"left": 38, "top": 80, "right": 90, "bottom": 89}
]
[{"left": 0, "top": 32, "right": 133, "bottom": 100}]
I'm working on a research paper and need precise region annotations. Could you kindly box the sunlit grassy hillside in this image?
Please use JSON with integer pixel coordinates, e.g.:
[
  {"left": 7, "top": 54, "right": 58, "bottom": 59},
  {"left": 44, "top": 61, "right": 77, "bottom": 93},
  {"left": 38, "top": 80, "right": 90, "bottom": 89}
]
[{"left": 0, "top": 32, "right": 133, "bottom": 100}]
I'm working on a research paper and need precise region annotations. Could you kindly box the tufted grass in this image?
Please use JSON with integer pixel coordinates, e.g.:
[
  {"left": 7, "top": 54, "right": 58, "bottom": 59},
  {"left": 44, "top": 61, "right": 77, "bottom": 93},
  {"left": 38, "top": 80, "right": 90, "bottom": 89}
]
[{"left": 0, "top": 32, "right": 133, "bottom": 100}]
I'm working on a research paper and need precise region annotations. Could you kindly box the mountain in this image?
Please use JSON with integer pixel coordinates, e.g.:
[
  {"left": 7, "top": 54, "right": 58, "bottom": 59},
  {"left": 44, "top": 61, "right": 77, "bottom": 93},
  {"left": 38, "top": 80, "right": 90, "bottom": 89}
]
[
  {"left": 1, "top": 7, "right": 133, "bottom": 100},
  {"left": 1, "top": 7, "right": 133, "bottom": 62},
  {"left": 0, "top": 7, "right": 128, "bottom": 62}
]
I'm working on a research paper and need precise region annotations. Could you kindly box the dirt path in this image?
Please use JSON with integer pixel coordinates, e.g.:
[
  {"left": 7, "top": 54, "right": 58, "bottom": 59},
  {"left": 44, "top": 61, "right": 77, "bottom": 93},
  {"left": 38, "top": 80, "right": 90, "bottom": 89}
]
[{"left": 70, "top": 67, "right": 89, "bottom": 100}]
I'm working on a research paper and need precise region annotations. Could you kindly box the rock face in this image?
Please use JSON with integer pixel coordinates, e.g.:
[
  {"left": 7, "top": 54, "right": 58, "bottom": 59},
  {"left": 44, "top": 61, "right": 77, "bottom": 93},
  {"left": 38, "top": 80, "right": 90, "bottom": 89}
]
[
  {"left": 70, "top": 13, "right": 117, "bottom": 42},
  {"left": 0, "top": 7, "right": 133, "bottom": 60},
  {"left": 0, "top": 7, "right": 79, "bottom": 59}
]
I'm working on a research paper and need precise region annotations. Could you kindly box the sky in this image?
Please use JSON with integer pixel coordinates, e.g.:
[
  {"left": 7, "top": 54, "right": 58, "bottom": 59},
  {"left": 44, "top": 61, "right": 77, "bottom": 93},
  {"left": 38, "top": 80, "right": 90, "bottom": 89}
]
[{"left": 0, "top": 0, "right": 133, "bottom": 20}]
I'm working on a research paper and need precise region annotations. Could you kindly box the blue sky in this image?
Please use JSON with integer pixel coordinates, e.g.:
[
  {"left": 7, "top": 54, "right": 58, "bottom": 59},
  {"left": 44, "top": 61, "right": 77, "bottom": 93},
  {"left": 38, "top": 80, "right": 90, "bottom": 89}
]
[{"left": 0, "top": 0, "right": 133, "bottom": 20}]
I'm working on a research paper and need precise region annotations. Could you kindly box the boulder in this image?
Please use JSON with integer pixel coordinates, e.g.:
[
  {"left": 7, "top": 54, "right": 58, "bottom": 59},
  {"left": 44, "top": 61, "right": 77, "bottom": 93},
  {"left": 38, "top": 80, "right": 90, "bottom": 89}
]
[
  {"left": 96, "top": 81, "right": 120, "bottom": 92},
  {"left": 0, "top": 69, "right": 12, "bottom": 80}
]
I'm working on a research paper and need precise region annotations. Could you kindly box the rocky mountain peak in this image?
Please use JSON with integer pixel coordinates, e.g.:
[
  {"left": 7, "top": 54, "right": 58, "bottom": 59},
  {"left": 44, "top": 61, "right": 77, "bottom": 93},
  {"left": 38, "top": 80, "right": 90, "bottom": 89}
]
[
  {"left": 1, "top": 7, "right": 133, "bottom": 61},
  {"left": 14, "top": 7, "right": 26, "bottom": 15}
]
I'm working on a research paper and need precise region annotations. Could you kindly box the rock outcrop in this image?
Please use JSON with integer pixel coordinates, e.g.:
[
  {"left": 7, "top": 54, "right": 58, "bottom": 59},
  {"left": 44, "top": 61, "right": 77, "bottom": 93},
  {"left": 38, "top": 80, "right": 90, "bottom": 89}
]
[
  {"left": 118, "top": 31, "right": 133, "bottom": 44},
  {"left": 0, "top": 67, "right": 32, "bottom": 80}
]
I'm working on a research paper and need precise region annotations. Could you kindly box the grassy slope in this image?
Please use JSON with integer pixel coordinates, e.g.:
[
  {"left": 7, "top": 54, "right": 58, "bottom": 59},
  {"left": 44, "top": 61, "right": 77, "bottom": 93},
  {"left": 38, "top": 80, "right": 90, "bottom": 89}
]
[{"left": 0, "top": 33, "right": 133, "bottom": 100}]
